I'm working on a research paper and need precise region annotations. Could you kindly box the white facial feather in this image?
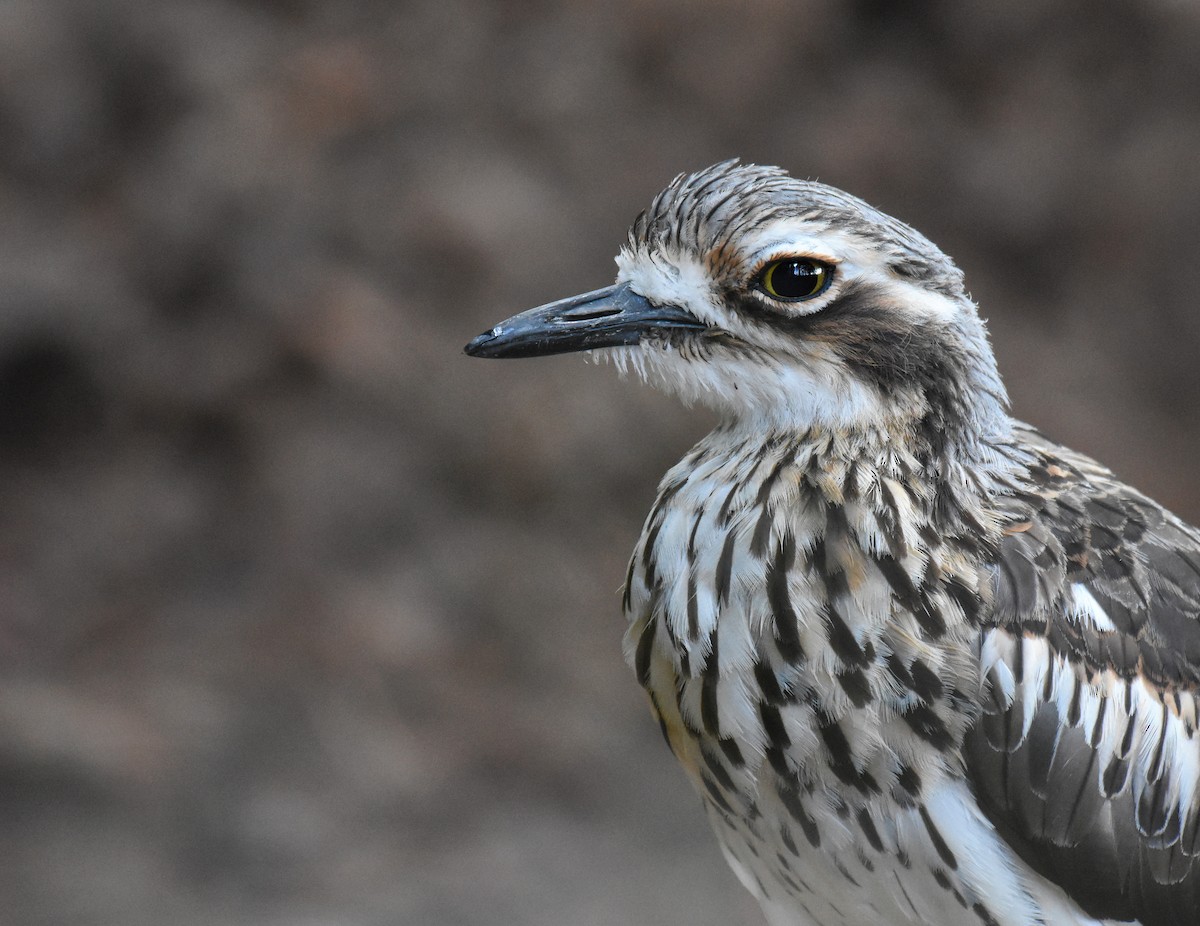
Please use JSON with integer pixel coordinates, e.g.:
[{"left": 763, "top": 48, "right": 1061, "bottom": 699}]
[
  {"left": 610, "top": 260, "right": 873, "bottom": 432},
  {"left": 607, "top": 213, "right": 1001, "bottom": 440}
]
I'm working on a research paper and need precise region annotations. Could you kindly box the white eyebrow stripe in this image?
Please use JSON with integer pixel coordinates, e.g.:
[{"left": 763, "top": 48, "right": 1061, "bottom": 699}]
[{"left": 747, "top": 246, "right": 844, "bottom": 269}]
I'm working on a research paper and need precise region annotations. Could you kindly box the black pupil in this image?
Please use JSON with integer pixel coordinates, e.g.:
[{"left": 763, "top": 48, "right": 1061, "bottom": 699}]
[{"left": 771, "top": 260, "right": 822, "bottom": 298}]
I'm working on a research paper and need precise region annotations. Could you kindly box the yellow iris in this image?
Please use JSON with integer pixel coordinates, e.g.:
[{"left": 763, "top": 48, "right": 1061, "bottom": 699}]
[{"left": 760, "top": 258, "right": 831, "bottom": 301}]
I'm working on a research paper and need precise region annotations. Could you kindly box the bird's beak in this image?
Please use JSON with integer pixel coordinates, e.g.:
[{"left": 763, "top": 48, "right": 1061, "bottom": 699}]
[{"left": 464, "top": 282, "right": 706, "bottom": 359}]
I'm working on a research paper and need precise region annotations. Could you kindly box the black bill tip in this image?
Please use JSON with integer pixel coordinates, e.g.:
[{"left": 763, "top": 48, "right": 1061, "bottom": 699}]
[
  {"left": 464, "top": 326, "right": 505, "bottom": 358},
  {"left": 464, "top": 282, "right": 706, "bottom": 359}
]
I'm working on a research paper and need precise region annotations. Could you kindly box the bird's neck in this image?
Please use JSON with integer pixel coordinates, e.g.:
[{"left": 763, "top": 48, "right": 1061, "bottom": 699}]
[
  {"left": 700, "top": 340, "right": 1016, "bottom": 486},
  {"left": 712, "top": 408, "right": 1019, "bottom": 503}
]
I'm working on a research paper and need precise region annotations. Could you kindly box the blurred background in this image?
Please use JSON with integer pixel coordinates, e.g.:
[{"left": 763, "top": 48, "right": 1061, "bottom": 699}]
[{"left": 3, "top": 1, "right": 1200, "bottom": 924}]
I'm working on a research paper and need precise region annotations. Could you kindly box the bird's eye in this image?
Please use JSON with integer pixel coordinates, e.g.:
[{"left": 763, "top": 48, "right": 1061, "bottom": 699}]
[{"left": 758, "top": 258, "right": 832, "bottom": 301}]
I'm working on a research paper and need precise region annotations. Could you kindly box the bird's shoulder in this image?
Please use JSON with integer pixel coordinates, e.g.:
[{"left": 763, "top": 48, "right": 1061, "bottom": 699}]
[
  {"left": 966, "top": 421, "right": 1200, "bottom": 925},
  {"left": 989, "top": 421, "right": 1200, "bottom": 690}
]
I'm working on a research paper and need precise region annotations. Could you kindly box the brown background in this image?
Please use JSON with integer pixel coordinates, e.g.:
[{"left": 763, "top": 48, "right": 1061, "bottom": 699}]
[{"left": 4, "top": 2, "right": 1200, "bottom": 924}]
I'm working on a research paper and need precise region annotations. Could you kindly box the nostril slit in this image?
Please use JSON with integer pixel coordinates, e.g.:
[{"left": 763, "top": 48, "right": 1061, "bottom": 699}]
[{"left": 561, "top": 307, "right": 622, "bottom": 321}]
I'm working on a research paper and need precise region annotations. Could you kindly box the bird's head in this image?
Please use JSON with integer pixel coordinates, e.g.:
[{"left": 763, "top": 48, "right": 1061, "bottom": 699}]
[{"left": 467, "top": 161, "right": 1009, "bottom": 457}]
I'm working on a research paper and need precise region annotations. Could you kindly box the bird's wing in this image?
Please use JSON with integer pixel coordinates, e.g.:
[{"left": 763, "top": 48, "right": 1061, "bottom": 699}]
[{"left": 965, "top": 424, "right": 1200, "bottom": 926}]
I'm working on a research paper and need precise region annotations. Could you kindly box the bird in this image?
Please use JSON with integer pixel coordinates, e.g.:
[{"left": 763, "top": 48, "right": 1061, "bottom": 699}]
[{"left": 464, "top": 160, "right": 1200, "bottom": 926}]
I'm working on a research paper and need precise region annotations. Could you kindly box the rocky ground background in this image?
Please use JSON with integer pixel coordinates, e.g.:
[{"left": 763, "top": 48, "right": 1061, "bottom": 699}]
[{"left": 3, "top": 2, "right": 1200, "bottom": 924}]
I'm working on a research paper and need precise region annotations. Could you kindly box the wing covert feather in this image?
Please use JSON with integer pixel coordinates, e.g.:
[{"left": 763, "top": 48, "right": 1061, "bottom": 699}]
[{"left": 966, "top": 425, "right": 1200, "bottom": 926}]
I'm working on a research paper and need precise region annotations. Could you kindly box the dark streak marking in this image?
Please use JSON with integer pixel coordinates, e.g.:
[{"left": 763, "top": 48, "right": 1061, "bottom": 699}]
[
  {"left": 716, "top": 531, "right": 737, "bottom": 606},
  {"left": 760, "top": 701, "right": 791, "bottom": 751},
  {"left": 887, "top": 652, "right": 915, "bottom": 688},
  {"left": 1102, "top": 754, "right": 1129, "bottom": 797},
  {"left": 674, "top": 676, "right": 700, "bottom": 735},
  {"left": 750, "top": 456, "right": 789, "bottom": 558},
  {"left": 903, "top": 702, "right": 954, "bottom": 750},
  {"left": 622, "top": 556, "right": 636, "bottom": 612},
  {"left": 818, "top": 713, "right": 880, "bottom": 793},
  {"left": 780, "top": 824, "right": 798, "bottom": 856},
  {"left": 647, "top": 692, "right": 676, "bottom": 758},
  {"left": 641, "top": 517, "right": 664, "bottom": 588},
  {"left": 700, "top": 630, "right": 720, "bottom": 735},
  {"left": 837, "top": 666, "right": 872, "bottom": 707},
  {"left": 702, "top": 774, "right": 736, "bottom": 815},
  {"left": 701, "top": 746, "right": 737, "bottom": 794},
  {"left": 944, "top": 576, "right": 981, "bottom": 623},
  {"left": 717, "top": 481, "right": 741, "bottom": 527},
  {"left": 778, "top": 783, "right": 821, "bottom": 847},
  {"left": 719, "top": 737, "right": 745, "bottom": 767},
  {"left": 1066, "top": 673, "right": 1082, "bottom": 727},
  {"left": 874, "top": 551, "right": 947, "bottom": 638},
  {"left": 768, "top": 533, "right": 805, "bottom": 662},
  {"left": 833, "top": 858, "right": 861, "bottom": 887},
  {"left": 765, "top": 746, "right": 790, "bottom": 779},
  {"left": 686, "top": 511, "right": 704, "bottom": 641},
  {"left": 1120, "top": 708, "right": 1137, "bottom": 757},
  {"left": 919, "top": 805, "right": 958, "bottom": 870},
  {"left": 910, "top": 659, "right": 945, "bottom": 702},
  {"left": 755, "top": 660, "right": 789, "bottom": 705},
  {"left": 686, "top": 573, "right": 700, "bottom": 641},
  {"left": 893, "top": 871, "right": 921, "bottom": 919},
  {"left": 635, "top": 619, "right": 656, "bottom": 687},
  {"left": 857, "top": 809, "right": 884, "bottom": 852},
  {"left": 897, "top": 764, "right": 922, "bottom": 796},
  {"left": 1089, "top": 694, "right": 1107, "bottom": 747},
  {"left": 972, "top": 903, "right": 1001, "bottom": 926}
]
